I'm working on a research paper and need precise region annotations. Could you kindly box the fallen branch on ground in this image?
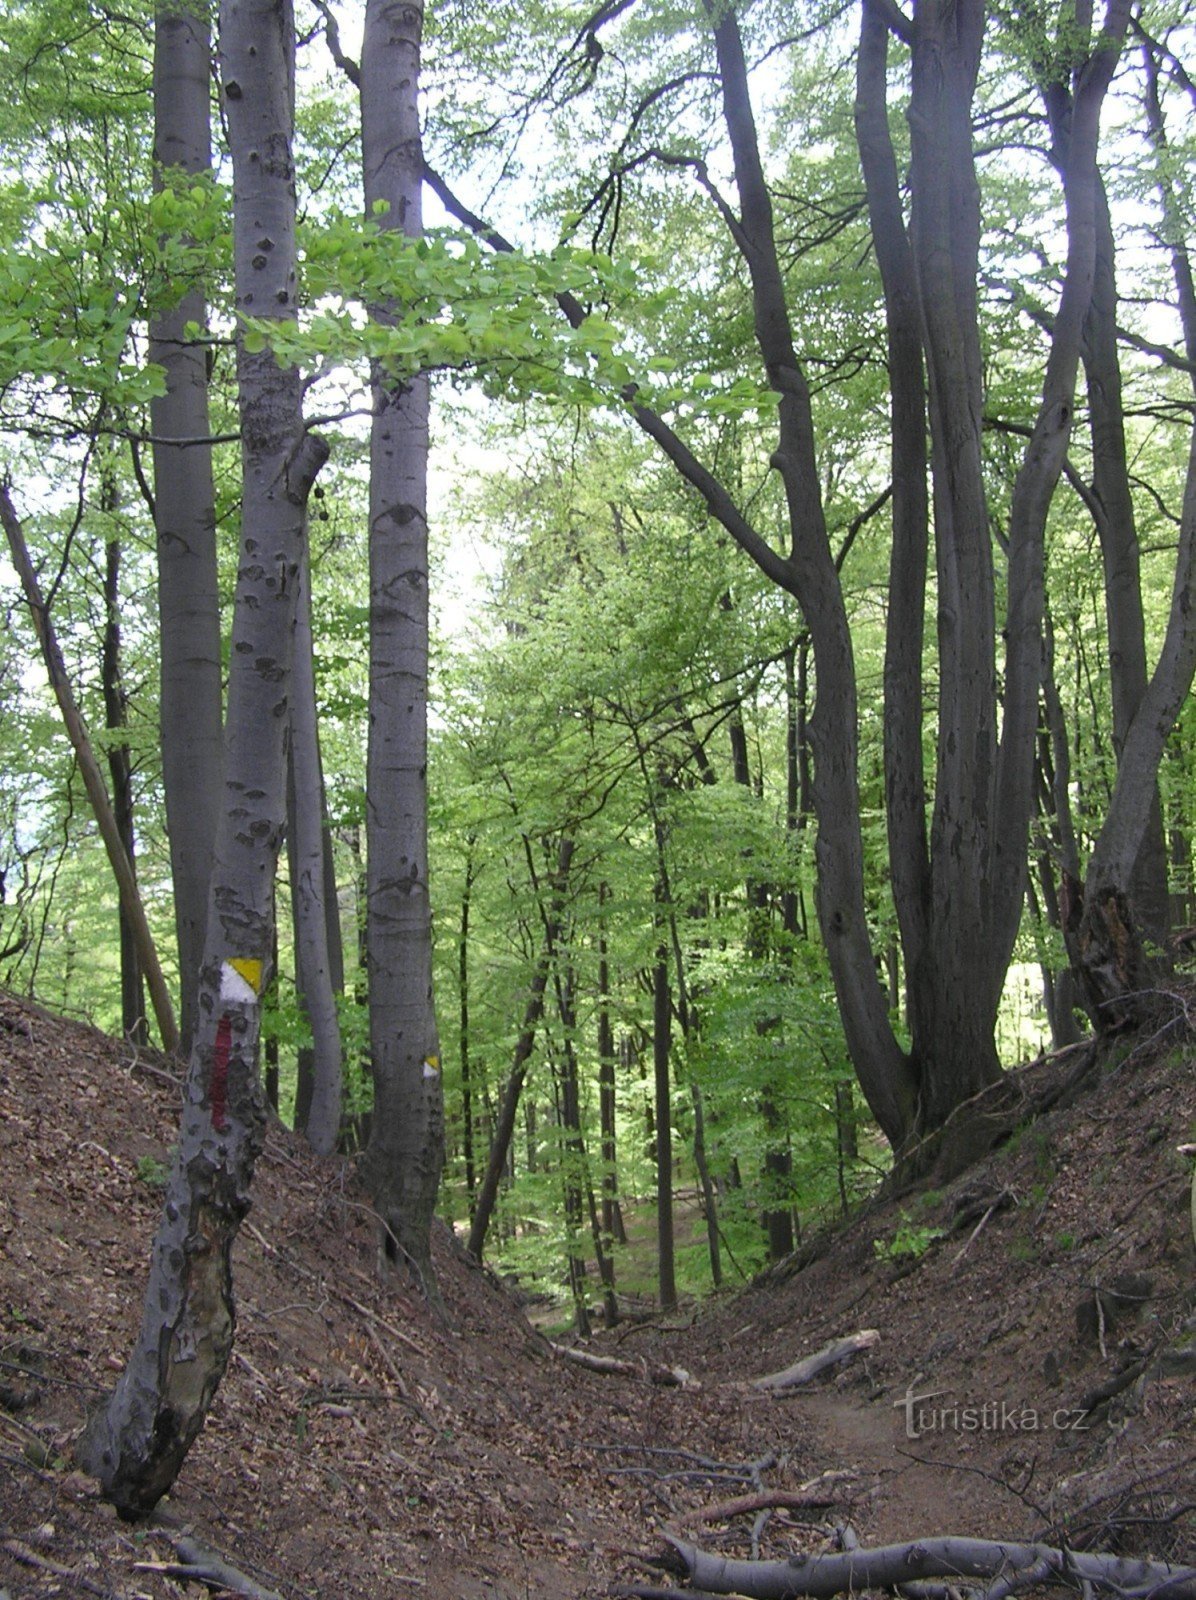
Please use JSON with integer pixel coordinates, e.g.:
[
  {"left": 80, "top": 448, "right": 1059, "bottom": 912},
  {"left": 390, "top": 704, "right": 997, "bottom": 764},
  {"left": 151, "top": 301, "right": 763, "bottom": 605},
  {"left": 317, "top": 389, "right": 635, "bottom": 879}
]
[
  {"left": 663, "top": 1533, "right": 1196, "bottom": 1599},
  {"left": 550, "top": 1342, "right": 697, "bottom": 1388},
  {"left": 752, "top": 1331, "right": 879, "bottom": 1392},
  {"left": 134, "top": 1534, "right": 288, "bottom": 1600},
  {"left": 671, "top": 1488, "right": 840, "bottom": 1527},
  {"left": 2, "top": 1537, "right": 116, "bottom": 1598}
]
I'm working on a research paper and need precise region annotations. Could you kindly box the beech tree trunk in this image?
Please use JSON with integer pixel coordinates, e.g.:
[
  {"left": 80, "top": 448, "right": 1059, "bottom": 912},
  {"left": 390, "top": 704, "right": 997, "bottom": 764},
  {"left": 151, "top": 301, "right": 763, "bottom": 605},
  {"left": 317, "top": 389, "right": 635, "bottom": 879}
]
[
  {"left": 358, "top": 0, "right": 443, "bottom": 1287},
  {"left": 1072, "top": 36, "right": 1196, "bottom": 1024},
  {"left": 852, "top": 0, "right": 1126, "bottom": 1132},
  {"left": 1082, "top": 173, "right": 1171, "bottom": 942},
  {"left": 434, "top": 0, "right": 1130, "bottom": 1150},
  {"left": 287, "top": 546, "right": 343, "bottom": 1155},
  {"left": 151, "top": 0, "right": 223, "bottom": 1054},
  {"left": 76, "top": 0, "right": 325, "bottom": 1513}
]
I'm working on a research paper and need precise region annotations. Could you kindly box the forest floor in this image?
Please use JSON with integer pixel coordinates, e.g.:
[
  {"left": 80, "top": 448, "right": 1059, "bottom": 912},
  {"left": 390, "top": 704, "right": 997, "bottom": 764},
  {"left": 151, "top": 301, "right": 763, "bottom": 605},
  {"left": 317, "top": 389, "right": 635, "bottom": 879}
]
[{"left": 0, "top": 986, "right": 1193, "bottom": 1599}]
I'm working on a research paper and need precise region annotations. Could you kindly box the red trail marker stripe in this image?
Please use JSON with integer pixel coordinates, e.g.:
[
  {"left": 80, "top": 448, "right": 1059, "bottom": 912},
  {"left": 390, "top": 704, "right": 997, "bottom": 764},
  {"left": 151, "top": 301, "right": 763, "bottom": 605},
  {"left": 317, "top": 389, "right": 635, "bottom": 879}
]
[{"left": 211, "top": 1013, "right": 232, "bottom": 1133}]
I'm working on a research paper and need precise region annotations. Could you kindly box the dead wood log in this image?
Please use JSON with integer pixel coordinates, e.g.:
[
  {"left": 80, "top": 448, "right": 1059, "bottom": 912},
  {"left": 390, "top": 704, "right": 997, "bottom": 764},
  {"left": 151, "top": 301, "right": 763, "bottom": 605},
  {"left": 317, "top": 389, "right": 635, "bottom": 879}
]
[
  {"left": 551, "top": 1342, "right": 697, "bottom": 1388},
  {"left": 752, "top": 1331, "right": 879, "bottom": 1391},
  {"left": 672, "top": 1489, "right": 840, "bottom": 1527},
  {"left": 2, "top": 1538, "right": 116, "bottom": 1599},
  {"left": 664, "top": 1533, "right": 1196, "bottom": 1599},
  {"left": 135, "top": 1534, "right": 287, "bottom": 1600}
]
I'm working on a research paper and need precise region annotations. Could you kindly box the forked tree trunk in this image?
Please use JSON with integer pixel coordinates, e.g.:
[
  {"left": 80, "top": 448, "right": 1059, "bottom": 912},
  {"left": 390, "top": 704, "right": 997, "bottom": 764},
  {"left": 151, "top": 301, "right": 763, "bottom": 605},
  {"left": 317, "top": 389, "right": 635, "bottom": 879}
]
[
  {"left": 434, "top": 0, "right": 1130, "bottom": 1149},
  {"left": 852, "top": 0, "right": 1128, "bottom": 1130},
  {"left": 76, "top": 0, "right": 325, "bottom": 1514},
  {"left": 152, "top": 0, "right": 223, "bottom": 1054},
  {"left": 359, "top": 0, "right": 443, "bottom": 1288}
]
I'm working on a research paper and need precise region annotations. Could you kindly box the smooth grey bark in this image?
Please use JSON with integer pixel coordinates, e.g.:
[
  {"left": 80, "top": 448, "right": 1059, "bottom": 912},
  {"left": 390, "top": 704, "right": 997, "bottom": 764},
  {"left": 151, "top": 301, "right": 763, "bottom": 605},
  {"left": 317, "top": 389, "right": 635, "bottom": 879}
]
[
  {"left": 1083, "top": 178, "right": 1171, "bottom": 940},
  {"left": 152, "top": 0, "right": 223, "bottom": 1054},
  {"left": 358, "top": 0, "right": 443, "bottom": 1287},
  {"left": 1075, "top": 37, "right": 1196, "bottom": 1018},
  {"left": 667, "top": 1533, "right": 1196, "bottom": 1600},
  {"left": 77, "top": 0, "right": 325, "bottom": 1513},
  {"left": 855, "top": 2, "right": 932, "bottom": 1060},
  {"left": 1037, "top": 54, "right": 1170, "bottom": 944},
  {"left": 287, "top": 547, "right": 343, "bottom": 1155},
  {"left": 850, "top": 0, "right": 1128, "bottom": 1126}
]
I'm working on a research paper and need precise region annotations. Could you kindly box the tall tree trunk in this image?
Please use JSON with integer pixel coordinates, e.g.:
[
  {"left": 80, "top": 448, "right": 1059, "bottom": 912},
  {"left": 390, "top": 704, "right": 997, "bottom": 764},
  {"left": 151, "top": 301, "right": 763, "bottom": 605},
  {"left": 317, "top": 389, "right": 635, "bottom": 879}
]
[
  {"left": 102, "top": 523, "right": 148, "bottom": 1047},
  {"left": 1034, "top": 27, "right": 1171, "bottom": 948},
  {"left": 1082, "top": 174, "right": 1170, "bottom": 942},
  {"left": 781, "top": 641, "right": 807, "bottom": 943},
  {"left": 460, "top": 843, "right": 477, "bottom": 1216},
  {"left": 77, "top": 0, "right": 325, "bottom": 1513},
  {"left": 1034, "top": 612, "right": 1086, "bottom": 1047},
  {"left": 653, "top": 929, "right": 676, "bottom": 1313},
  {"left": 466, "top": 838, "right": 573, "bottom": 1261},
  {"left": 152, "top": 0, "right": 223, "bottom": 1054},
  {"left": 703, "top": 3, "right": 917, "bottom": 1147},
  {"left": 1, "top": 492, "right": 177, "bottom": 1056},
  {"left": 359, "top": 0, "right": 443, "bottom": 1286},
  {"left": 557, "top": 957, "right": 617, "bottom": 1326},
  {"left": 287, "top": 546, "right": 343, "bottom": 1155},
  {"left": 597, "top": 896, "right": 620, "bottom": 1245},
  {"left": 1075, "top": 34, "right": 1196, "bottom": 1022},
  {"left": 856, "top": 0, "right": 932, "bottom": 1067},
  {"left": 726, "top": 686, "right": 792, "bottom": 1259},
  {"left": 690, "top": 1080, "right": 722, "bottom": 1289}
]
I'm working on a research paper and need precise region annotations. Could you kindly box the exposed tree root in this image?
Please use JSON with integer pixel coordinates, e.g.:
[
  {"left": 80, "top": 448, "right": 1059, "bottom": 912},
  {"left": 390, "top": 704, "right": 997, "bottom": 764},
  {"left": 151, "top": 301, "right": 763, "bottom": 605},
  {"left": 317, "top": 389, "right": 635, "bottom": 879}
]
[{"left": 661, "top": 1533, "right": 1196, "bottom": 1599}]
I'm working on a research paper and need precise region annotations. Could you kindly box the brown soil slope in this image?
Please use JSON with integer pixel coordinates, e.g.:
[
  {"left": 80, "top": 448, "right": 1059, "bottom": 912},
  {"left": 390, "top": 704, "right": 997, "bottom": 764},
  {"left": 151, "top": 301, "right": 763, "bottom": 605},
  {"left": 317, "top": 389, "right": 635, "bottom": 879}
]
[{"left": 0, "top": 988, "right": 1193, "bottom": 1600}]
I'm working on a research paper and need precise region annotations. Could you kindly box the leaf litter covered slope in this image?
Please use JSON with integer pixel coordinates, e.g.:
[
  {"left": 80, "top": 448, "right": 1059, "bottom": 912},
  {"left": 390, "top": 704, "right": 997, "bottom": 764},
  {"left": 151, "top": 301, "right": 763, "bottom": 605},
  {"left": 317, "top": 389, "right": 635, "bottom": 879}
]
[
  {"left": 674, "top": 1034, "right": 1196, "bottom": 1561},
  {"left": 0, "top": 987, "right": 1193, "bottom": 1600},
  {"left": 0, "top": 990, "right": 805, "bottom": 1600}
]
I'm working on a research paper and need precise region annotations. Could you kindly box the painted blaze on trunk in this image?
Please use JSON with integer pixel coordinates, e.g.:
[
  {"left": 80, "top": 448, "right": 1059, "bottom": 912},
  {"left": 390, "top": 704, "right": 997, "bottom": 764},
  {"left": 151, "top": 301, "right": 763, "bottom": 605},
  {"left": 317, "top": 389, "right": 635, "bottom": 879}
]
[{"left": 76, "top": 0, "right": 326, "bottom": 1516}]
